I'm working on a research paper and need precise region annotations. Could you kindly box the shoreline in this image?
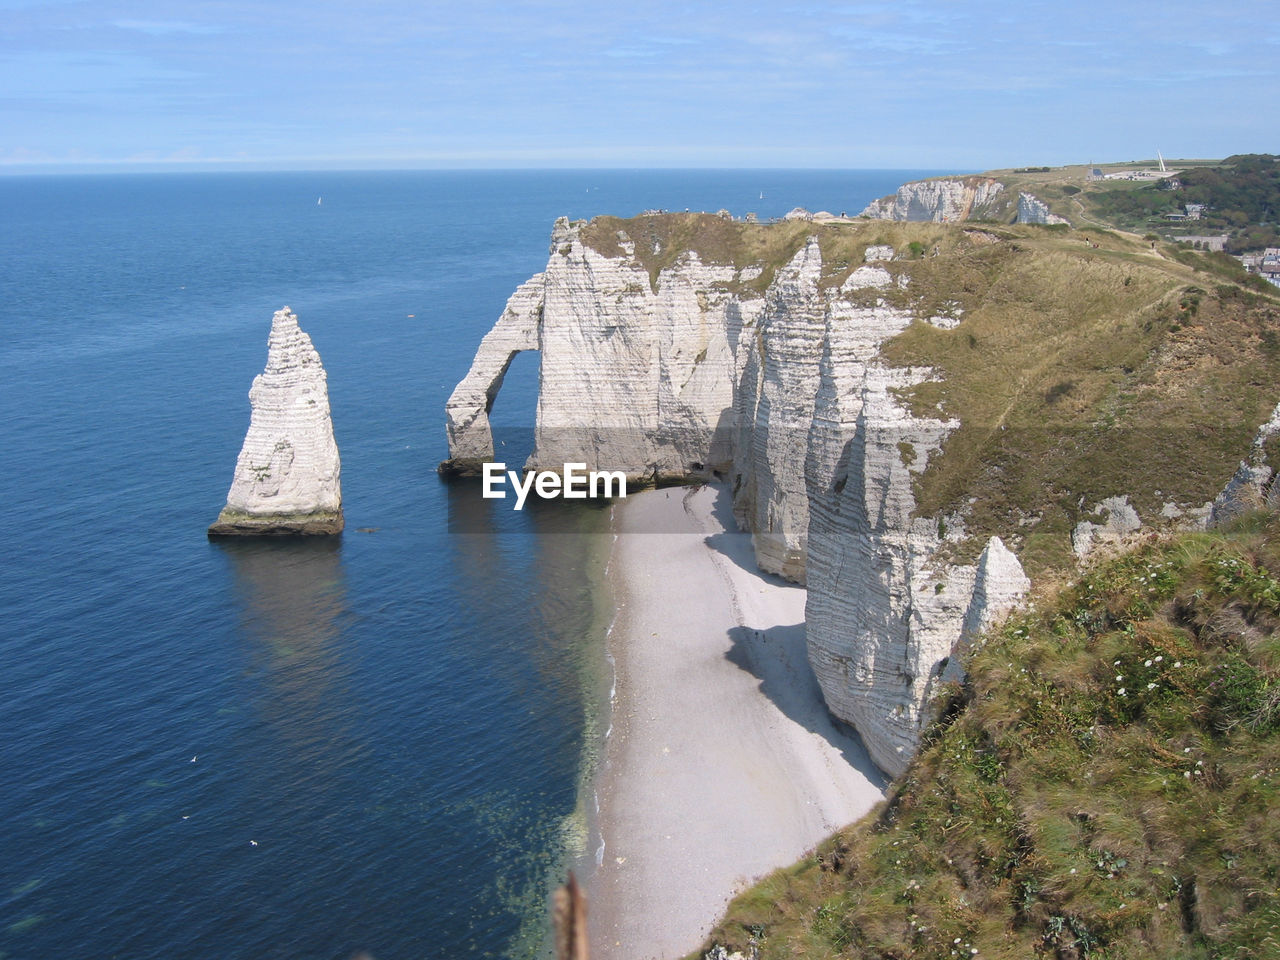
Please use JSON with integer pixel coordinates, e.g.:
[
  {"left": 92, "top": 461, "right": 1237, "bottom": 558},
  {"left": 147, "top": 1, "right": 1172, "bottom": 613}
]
[{"left": 583, "top": 485, "right": 885, "bottom": 960}]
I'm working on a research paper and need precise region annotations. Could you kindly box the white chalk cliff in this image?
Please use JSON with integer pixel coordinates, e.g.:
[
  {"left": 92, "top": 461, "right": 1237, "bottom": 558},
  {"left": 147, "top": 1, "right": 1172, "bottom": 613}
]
[
  {"left": 443, "top": 219, "right": 1030, "bottom": 772},
  {"left": 210, "top": 307, "right": 343, "bottom": 536},
  {"left": 860, "top": 176, "right": 1007, "bottom": 222},
  {"left": 1016, "top": 191, "right": 1070, "bottom": 225},
  {"left": 860, "top": 176, "right": 1073, "bottom": 230},
  {"left": 447, "top": 211, "right": 1280, "bottom": 778}
]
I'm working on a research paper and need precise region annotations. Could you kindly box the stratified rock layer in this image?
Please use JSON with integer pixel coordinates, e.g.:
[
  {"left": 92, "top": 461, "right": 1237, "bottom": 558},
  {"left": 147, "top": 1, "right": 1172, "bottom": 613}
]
[{"left": 209, "top": 307, "right": 343, "bottom": 536}]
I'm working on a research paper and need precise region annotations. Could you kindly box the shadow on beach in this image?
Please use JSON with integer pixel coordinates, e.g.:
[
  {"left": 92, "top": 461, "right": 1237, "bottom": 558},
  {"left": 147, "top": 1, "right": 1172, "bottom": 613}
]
[
  {"left": 697, "top": 483, "right": 802, "bottom": 585},
  {"left": 725, "top": 622, "right": 887, "bottom": 788}
]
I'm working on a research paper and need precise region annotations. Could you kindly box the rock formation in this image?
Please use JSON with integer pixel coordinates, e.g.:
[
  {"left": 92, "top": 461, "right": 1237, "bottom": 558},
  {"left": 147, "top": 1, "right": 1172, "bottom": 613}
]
[
  {"left": 443, "top": 275, "right": 543, "bottom": 475},
  {"left": 1211, "top": 401, "right": 1280, "bottom": 524},
  {"left": 209, "top": 307, "right": 343, "bottom": 536},
  {"left": 860, "top": 176, "right": 1006, "bottom": 222},
  {"left": 860, "top": 177, "right": 1070, "bottom": 229},
  {"left": 443, "top": 217, "right": 1031, "bottom": 770},
  {"left": 1071, "top": 495, "right": 1143, "bottom": 559},
  {"left": 445, "top": 212, "right": 1275, "bottom": 775},
  {"left": 444, "top": 217, "right": 762, "bottom": 484},
  {"left": 1016, "top": 191, "right": 1070, "bottom": 225}
]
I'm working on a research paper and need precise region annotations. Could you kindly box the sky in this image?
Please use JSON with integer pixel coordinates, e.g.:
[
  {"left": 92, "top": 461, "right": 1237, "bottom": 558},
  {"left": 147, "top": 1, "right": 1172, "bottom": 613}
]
[{"left": 1, "top": 0, "right": 1276, "bottom": 171}]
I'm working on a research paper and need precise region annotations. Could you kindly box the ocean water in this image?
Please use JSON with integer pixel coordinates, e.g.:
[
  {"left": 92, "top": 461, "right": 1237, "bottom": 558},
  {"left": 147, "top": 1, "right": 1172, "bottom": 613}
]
[{"left": 0, "top": 168, "right": 945, "bottom": 960}]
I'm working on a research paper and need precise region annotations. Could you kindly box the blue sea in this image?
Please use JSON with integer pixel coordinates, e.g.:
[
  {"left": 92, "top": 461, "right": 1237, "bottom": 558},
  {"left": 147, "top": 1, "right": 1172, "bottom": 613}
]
[{"left": 0, "top": 169, "right": 945, "bottom": 960}]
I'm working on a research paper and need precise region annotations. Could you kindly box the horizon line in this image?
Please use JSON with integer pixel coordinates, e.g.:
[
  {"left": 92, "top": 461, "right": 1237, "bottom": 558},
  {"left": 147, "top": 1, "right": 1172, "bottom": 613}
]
[{"left": 0, "top": 156, "right": 1226, "bottom": 178}]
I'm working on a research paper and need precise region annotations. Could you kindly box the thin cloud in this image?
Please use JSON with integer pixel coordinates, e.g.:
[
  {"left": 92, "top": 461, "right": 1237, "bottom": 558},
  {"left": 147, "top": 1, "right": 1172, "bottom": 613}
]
[{"left": 111, "top": 20, "right": 224, "bottom": 36}]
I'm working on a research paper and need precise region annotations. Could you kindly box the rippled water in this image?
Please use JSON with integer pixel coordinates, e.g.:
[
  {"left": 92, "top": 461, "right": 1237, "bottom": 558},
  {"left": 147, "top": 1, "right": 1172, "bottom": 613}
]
[{"left": 0, "top": 168, "right": 941, "bottom": 959}]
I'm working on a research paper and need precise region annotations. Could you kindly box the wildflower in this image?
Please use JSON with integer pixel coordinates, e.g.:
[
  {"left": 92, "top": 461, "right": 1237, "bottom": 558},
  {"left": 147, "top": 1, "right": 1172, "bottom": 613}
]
[
  {"left": 1147, "top": 682, "right": 1157, "bottom": 690},
  {"left": 1174, "top": 661, "right": 1182, "bottom": 667},
  {"left": 1116, "top": 674, "right": 1124, "bottom": 681},
  {"left": 1144, "top": 659, "right": 1153, "bottom": 667},
  {"left": 1118, "top": 688, "right": 1126, "bottom": 695},
  {"left": 1155, "top": 656, "right": 1163, "bottom": 663}
]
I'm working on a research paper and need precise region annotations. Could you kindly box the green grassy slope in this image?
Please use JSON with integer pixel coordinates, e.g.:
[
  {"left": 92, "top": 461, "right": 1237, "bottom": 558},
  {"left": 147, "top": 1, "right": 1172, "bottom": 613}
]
[{"left": 697, "top": 513, "right": 1280, "bottom": 960}]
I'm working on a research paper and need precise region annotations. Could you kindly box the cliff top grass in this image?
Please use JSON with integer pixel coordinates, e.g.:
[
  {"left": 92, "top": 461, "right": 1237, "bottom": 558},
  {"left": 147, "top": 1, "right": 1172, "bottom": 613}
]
[
  {"left": 876, "top": 224, "right": 1280, "bottom": 576},
  {"left": 582, "top": 211, "right": 1280, "bottom": 578},
  {"left": 695, "top": 511, "right": 1280, "bottom": 960},
  {"left": 579, "top": 212, "right": 817, "bottom": 293}
]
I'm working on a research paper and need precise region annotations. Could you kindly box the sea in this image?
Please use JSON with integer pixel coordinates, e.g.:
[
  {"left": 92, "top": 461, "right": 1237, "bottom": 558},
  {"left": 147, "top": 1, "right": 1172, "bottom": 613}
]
[{"left": 0, "top": 168, "right": 946, "bottom": 960}]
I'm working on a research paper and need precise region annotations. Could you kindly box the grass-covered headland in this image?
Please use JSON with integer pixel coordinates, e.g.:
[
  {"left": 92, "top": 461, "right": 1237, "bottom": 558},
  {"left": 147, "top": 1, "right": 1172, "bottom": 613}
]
[{"left": 698, "top": 513, "right": 1280, "bottom": 960}]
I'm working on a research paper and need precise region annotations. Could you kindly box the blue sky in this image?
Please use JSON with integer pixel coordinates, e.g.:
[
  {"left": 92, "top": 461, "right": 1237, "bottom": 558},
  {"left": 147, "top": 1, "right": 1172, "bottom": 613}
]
[{"left": 2, "top": 0, "right": 1276, "bottom": 170}]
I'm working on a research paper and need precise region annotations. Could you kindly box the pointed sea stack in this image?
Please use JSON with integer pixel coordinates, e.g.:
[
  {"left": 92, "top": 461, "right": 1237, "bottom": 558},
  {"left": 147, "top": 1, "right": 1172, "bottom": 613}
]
[{"left": 208, "top": 307, "right": 343, "bottom": 536}]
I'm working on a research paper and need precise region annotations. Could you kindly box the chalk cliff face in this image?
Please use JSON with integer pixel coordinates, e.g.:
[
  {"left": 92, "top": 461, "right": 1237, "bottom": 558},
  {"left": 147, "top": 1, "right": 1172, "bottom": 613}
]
[
  {"left": 532, "top": 218, "right": 756, "bottom": 479},
  {"left": 447, "top": 212, "right": 1280, "bottom": 775},
  {"left": 444, "top": 218, "right": 759, "bottom": 481},
  {"left": 860, "top": 176, "right": 1006, "bottom": 222},
  {"left": 209, "top": 307, "right": 343, "bottom": 536},
  {"left": 444, "top": 218, "right": 1031, "bottom": 771},
  {"left": 1016, "top": 191, "right": 1070, "bottom": 225}
]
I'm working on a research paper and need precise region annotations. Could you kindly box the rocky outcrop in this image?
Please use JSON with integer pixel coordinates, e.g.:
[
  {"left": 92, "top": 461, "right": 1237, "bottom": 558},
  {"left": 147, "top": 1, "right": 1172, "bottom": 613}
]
[
  {"left": 444, "top": 218, "right": 1031, "bottom": 769},
  {"left": 442, "top": 216, "right": 762, "bottom": 484},
  {"left": 1211, "top": 400, "right": 1280, "bottom": 524},
  {"left": 1071, "top": 495, "right": 1143, "bottom": 559},
  {"left": 1016, "top": 192, "right": 1069, "bottom": 225},
  {"left": 443, "top": 275, "right": 543, "bottom": 475},
  {"left": 861, "top": 176, "right": 1006, "bottom": 222},
  {"left": 209, "top": 307, "right": 343, "bottom": 536}
]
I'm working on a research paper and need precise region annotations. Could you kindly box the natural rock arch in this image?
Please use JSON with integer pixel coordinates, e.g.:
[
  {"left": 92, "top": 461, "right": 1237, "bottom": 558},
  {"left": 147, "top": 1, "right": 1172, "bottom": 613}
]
[{"left": 440, "top": 274, "right": 544, "bottom": 475}]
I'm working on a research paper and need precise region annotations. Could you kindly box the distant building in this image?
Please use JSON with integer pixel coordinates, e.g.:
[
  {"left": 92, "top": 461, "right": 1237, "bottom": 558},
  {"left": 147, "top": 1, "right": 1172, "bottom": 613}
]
[
  {"left": 1088, "top": 168, "right": 1105, "bottom": 181},
  {"left": 1262, "top": 249, "right": 1280, "bottom": 287},
  {"left": 1185, "top": 203, "right": 1205, "bottom": 220},
  {"left": 1105, "top": 168, "right": 1181, "bottom": 182}
]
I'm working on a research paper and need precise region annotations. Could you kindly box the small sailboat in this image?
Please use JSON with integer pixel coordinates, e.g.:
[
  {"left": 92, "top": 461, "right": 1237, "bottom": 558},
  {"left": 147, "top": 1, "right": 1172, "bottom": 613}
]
[
  {"left": 759, "top": 191, "right": 764, "bottom": 200},
  {"left": 317, "top": 197, "right": 322, "bottom": 206}
]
